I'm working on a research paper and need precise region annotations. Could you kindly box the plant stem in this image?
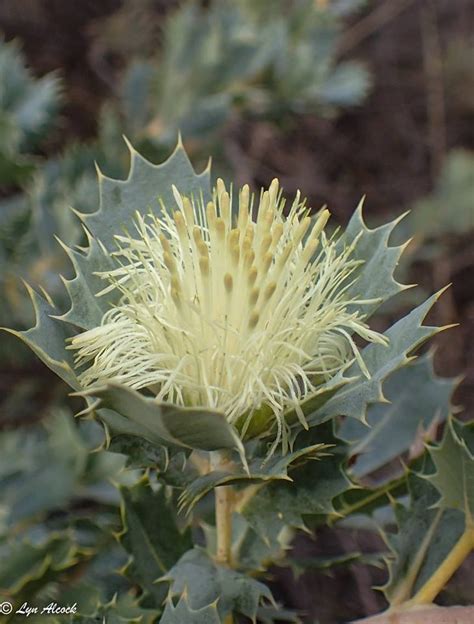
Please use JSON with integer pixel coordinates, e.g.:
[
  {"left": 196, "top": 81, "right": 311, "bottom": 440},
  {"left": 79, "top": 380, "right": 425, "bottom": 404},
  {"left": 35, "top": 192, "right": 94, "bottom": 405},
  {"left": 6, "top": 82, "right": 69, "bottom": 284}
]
[
  {"left": 407, "top": 527, "right": 474, "bottom": 606},
  {"left": 215, "top": 482, "right": 234, "bottom": 566},
  {"left": 211, "top": 451, "right": 234, "bottom": 624},
  {"left": 210, "top": 451, "right": 234, "bottom": 567}
]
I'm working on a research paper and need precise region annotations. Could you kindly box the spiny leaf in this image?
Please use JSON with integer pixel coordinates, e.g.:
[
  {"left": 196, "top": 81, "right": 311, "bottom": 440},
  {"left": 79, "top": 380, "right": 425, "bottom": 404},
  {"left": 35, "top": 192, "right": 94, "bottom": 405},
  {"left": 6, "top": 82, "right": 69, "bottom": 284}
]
[
  {"left": 223, "top": 514, "right": 292, "bottom": 574},
  {"left": 55, "top": 140, "right": 211, "bottom": 331},
  {"left": 119, "top": 477, "right": 192, "bottom": 606},
  {"left": 382, "top": 472, "right": 465, "bottom": 605},
  {"left": 80, "top": 140, "right": 211, "bottom": 251},
  {"left": 241, "top": 424, "right": 351, "bottom": 544},
  {"left": 107, "top": 434, "right": 170, "bottom": 470},
  {"left": 339, "top": 351, "right": 458, "bottom": 479},
  {"left": 2, "top": 284, "right": 79, "bottom": 390},
  {"left": 70, "top": 592, "right": 159, "bottom": 623},
  {"left": 55, "top": 235, "right": 118, "bottom": 330},
  {"left": 306, "top": 289, "right": 448, "bottom": 427},
  {"left": 287, "top": 550, "right": 384, "bottom": 580},
  {"left": 81, "top": 383, "right": 246, "bottom": 459},
  {"left": 107, "top": 434, "right": 197, "bottom": 489},
  {"left": 425, "top": 419, "right": 474, "bottom": 522},
  {"left": 0, "top": 534, "right": 79, "bottom": 596},
  {"left": 178, "top": 443, "right": 329, "bottom": 514},
  {"left": 161, "top": 547, "right": 274, "bottom": 621},
  {"left": 160, "top": 594, "right": 221, "bottom": 624},
  {"left": 335, "top": 202, "right": 410, "bottom": 317}
]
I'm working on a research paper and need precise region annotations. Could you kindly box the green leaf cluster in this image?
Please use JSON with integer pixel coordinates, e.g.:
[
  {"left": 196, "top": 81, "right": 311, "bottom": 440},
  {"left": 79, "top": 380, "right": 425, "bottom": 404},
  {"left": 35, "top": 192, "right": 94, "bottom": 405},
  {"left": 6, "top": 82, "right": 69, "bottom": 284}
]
[
  {"left": 0, "top": 37, "right": 60, "bottom": 187},
  {"left": 115, "top": 0, "right": 370, "bottom": 154}
]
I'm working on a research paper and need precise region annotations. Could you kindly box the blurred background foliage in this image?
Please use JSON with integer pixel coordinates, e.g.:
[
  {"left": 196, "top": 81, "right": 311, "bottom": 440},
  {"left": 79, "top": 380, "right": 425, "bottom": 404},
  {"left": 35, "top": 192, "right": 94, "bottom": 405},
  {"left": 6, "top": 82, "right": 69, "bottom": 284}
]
[{"left": 0, "top": 0, "right": 472, "bottom": 622}]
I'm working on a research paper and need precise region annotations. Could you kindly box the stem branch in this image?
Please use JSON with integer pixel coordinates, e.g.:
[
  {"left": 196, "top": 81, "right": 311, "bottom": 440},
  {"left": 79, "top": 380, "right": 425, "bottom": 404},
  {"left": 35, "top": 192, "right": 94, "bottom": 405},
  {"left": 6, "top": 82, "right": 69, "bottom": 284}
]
[
  {"left": 211, "top": 451, "right": 235, "bottom": 624},
  {"left": 407, "top": 527, "right": 474, "bottom": 606},
  {"left": 215, "top": 482, "right": 234, "bottom": 566}
]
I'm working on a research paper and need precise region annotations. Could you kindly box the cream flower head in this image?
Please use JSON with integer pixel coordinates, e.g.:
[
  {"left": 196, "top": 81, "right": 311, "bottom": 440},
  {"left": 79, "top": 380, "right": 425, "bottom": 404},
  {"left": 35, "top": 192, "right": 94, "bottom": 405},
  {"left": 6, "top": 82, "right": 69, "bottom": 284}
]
[{"left": 69, "top": 179, "right": 387, "bottom": 450}]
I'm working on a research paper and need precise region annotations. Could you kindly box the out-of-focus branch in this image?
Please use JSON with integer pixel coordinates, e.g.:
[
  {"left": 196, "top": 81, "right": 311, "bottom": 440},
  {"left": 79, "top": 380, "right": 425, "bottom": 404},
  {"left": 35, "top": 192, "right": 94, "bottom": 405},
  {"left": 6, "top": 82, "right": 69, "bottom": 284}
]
[
  {"left": 421, "top": 0, "right": 447, "bottom": 180},
  {"left": 337, "top": 0, "right": 416, "bottom": 58}
]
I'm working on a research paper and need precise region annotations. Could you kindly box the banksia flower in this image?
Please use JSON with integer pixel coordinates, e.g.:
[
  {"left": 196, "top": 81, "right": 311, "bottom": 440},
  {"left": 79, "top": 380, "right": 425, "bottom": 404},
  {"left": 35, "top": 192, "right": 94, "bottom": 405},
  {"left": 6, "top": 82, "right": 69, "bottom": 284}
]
[{"left": 68, "top": 178, "right": 387, "bottom": 451}]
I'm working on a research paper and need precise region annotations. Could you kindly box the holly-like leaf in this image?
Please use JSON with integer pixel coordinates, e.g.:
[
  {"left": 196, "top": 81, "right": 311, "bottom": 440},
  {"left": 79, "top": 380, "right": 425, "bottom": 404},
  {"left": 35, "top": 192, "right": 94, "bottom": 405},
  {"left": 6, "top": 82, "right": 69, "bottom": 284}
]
[
  {"left": 107, "top": 434, "right": 170, "bottom": 470},
  {"left": 71, "top": 593, "right": 159, "bottom": 623},
  {"left": 55, "top": 235, "right": 118, "bottom": 331},
  {"left": 107, "top": 434, "right": 197, "bottom": 488},
  {"left": 241, "top": 424, "right": 351, "bottom": 544},
  {"left": 160, "top": 594, "right": 221, "bottom": 624},
  {"left": 287, "top": 551, "right": 384, "bottom": 581},
  {"left": 225, "top": 514, "right": 292, "bottom": 575},
  {"left": 306, "top": 290, "right": 448, "bottom": 427},
  {"left": 335, "top": 202, "right": 410, "bottom": 317},
  {"left": 81, "top": 383, "right": 246, "bottom": 459},
  {"left": 161, "top": 547, "right": 274, "bottom": 621},
  {"left": 2, "top": 285, "right": 78, "bottom": 390},
  {"left": 0, "top": 535, "right": 79, "bottom": 597},
  {"left": 339, "top": 351, "right": 457, "bottom": 479},
  {"left": 80, "top": 140, "right": 211, "bottom": 251},
  {"left": 119, "top": 478, "right": 192, "bottom": 606},
  {"left": 178, "top": 443, "right": 329, "bottom": 513},
  {"left": 382, "top": 472, "right": 465, "bottom": 606},
  {"left": 426, "top": 419, "right": 474, "bottom": 521}
]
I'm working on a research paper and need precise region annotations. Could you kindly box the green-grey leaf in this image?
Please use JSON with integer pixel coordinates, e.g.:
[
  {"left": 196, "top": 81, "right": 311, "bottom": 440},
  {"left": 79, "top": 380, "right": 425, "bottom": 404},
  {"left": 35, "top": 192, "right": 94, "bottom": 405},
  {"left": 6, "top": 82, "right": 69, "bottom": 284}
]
[
  {"left": 0, "top": 37, "right": 60, "bottom": 147},
  {"left": 0, "top": 535, "right": 78, "bottom": 596},
  {"left": 382, "top": 473, "right": 465, "bottom": 605},
  {"left": 335, "top": 202, "right": 409, "bottom": 316},
  {"left": 82, "top": 383, "right": 246, "bottom": 458},
  {"left": 307, "top": 290, "right": 447, "bottom": 427},
  {"left": 161, "top": 547, "right": 274, "bottom": 620},
  {"left": 178, "top": 443, "right": 328, "bottom": 514},
  {"left": 242, "top": 424, "right": 351, "bottom": 544},
  {"left": 426, "top": 419, "right": 474, "bottom": 521},
  {"left": 119, "top": 478, "right": 192, "bottom": 606},
  {"left": 0, "top": 411, "right": 88, "bottom": 528},
  {"left": 2, "top": 285, "right": 79, "bottom": 390},
  {"left": 71, "top": 593, "right": 159, "bottom": 624},
  {"left": 107, "top": 434, "right": 170, "bottom": 470},
  {"left": 55, "top": 235, "right": 118, "bottom": 330},
  {"left": 107, "top": 434, "right": 197, "bottom": 489},
  {"left": 80, "top": 141, "right": 211, "bottom": 251},
  {"left": 160, "top": 595, "right": 221, "bottom": 624},
  {"left": 339, "top": 351, "right": 457, "bottom": 479}
]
